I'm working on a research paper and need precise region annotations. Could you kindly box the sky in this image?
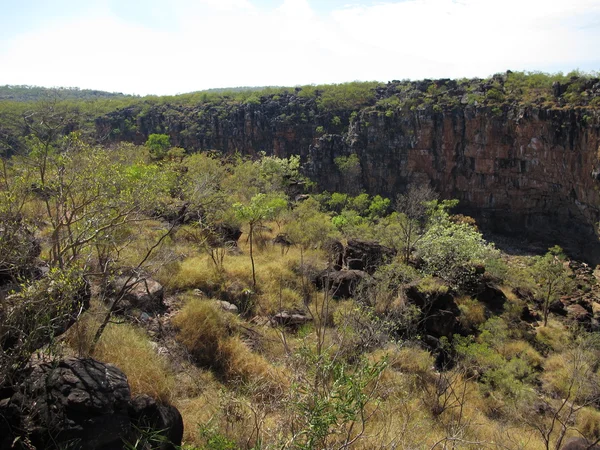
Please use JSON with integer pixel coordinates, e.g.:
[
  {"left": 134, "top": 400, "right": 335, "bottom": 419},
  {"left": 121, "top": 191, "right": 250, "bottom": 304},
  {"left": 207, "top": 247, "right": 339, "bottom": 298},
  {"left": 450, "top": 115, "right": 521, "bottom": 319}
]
[{"left": 1, "top": 0, "right": 599, "bottom": 95}]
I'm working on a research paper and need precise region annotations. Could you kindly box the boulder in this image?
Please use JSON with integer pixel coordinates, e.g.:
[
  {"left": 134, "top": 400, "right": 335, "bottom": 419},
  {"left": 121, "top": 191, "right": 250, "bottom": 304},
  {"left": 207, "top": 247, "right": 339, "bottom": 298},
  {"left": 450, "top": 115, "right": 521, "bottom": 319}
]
[
  {"left": 343, "top": 239, "right": 396, "bottom": 274},
  {"left": 561, "top": 438, "right": 600, "bottom": 450},
  {"left": 112, "top": 276, "right": 165, "bottom": 314},
  {"left": 128, "top": 395, "right": 184, "bottom": 450},
  {"left": 474, "top": 281, "right": 507, "bottom": 312},
  {"left": 0, "top": 357, "right": 183, "bottom": 450},
  {"left": 317, "top": 269, "right": 367, "bottom": 298},
  {"left": 324, "top": 239, "right": 344, "bottom": 271},
  {"left": 405, "top": 282, "right": 461, "bottom": 338},
  {"left": 217, "top": 300, "right": 239, "bottom": 314},
  {"left": 566, "top": 303, "right": 592, "bottom": 323},
  {"left": 271, "top": 311, "right": 312, "bottom": 328}
]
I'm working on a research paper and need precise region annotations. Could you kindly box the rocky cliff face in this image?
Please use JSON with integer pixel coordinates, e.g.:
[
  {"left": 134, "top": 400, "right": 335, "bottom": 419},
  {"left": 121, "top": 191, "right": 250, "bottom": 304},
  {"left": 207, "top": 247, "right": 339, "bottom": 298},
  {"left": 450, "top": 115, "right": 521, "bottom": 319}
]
[
  {"left": 308, "top": 106, "right": 600, "bottom": 261},
  {"left": 96, "top": 80, "right": 600, "bottom": 261}
]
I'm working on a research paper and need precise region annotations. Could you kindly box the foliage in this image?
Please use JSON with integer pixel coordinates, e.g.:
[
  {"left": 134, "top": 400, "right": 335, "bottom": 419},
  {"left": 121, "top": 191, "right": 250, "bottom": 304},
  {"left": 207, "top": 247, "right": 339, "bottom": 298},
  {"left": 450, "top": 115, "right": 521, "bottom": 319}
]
[
  {"left": 531, "top": 245, "right": 572, "bottom": 326},
  {"left": 0, "top": 266, "right": 87, "bottom": 386},
  {"left": 145, "top": 133, "right": 171, "bottom": 160},
  {"left": 416, "top": 201, "right": 496, "bottom": 287}
]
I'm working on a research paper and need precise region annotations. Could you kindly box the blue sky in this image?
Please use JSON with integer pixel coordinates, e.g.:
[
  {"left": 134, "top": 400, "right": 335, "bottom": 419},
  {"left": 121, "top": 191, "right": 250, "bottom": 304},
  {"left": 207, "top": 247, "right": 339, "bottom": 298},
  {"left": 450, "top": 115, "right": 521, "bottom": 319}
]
[{"left": 1, "top": 0, "right": 599, "bottom": 95}]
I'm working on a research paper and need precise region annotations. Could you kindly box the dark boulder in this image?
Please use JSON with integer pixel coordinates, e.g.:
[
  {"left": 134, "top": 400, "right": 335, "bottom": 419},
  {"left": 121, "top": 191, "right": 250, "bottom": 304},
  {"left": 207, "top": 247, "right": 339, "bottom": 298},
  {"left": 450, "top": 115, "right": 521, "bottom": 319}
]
[
  {"left": 521, "top": 305, "right": 540, "bottom": 323},
  {"left": 129, "top": 395, "right": 184, "bottom": 450},
  {"left": 0, "top": 358, "right": 183, "bottom": 450},
  {"left": 111, "top": 276, "right": 165, "bottom": 314},
  {"left": 566, "top": 303, "right": 592, "bottom": 324},
  {"left": 474, "top": 280, "right": 507, "bottom": 313},
  {"left": 324, "top": 239, "right": 344, "bottom": 271},
  {"left": 271, "top": 311, "right": 312, "bottom": 328},
  {"left": 405, "top": 282, "right": 461, "bottom": 338},
  {"left": 561, "top": 437, "right": 600, "bottom": 450},
  {"left": 316, "top": 269, "right": 367, "bottom": 298},
  {"left": 343, "top": 239, "right": 396, "bottom": 274}
]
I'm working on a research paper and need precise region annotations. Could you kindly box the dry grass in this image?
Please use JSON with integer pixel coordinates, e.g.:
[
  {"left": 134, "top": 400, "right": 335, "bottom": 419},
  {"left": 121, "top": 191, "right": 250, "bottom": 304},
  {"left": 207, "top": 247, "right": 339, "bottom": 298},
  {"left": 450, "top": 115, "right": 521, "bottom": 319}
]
[
  {"left": 93, "top": 322, "right": 175, "bottom": 402},
  {"left": 456, "top": 296, "right": 487, "bottom": 330},
  {"left": 172, "top": 298, "right": 230, "bottom": 368}
]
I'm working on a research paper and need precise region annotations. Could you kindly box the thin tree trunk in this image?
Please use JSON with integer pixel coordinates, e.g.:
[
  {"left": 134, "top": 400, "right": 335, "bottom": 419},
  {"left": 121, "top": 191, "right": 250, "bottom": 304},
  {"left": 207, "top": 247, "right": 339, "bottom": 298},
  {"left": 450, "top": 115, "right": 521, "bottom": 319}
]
[{"left": 250, "top": 222, "right": 256, "bottom": 289}]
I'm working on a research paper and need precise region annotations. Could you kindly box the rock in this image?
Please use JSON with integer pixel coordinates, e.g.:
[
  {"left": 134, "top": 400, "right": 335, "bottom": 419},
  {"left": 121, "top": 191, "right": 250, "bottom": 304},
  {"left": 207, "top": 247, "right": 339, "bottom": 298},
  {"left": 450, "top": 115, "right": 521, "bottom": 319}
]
[
  {"left": 521, "top": 305, "right": 540, "bottom": 323},
  {"left": 324, "top": 239, "right": 344, "bottom": 271},
  {"left": 217, "top": 300, "right": 239, "bottom": 314},
  {"left": 561, "top": 437, "right": 600, "bottom": 450},
  {"left": 295, "top": 194, "right": 310, "bottom": 202},
  {"left": 405, "top": 282, "right": 461, "bottom": 338},
  {"left": 0, "top": 358, "right": 183, "bottom": 450},
  {"left": 129, "top": 394, "right": 184, "bottom": 450},
  {"left": 213, "top": 223, "right": 242, "bottom": 246},
  {"left": 316, "top": 269, "right": 367, "bottom": 298},
  {"left": 566, "top": 303, "right": 592, "bottom": 323},
  {"left": 549, "top": 299, "right": 568, "bottom": 316},
  {"left": 343, "top": 239, "right": 396, "bottom": 274},
  {"left": 112, "top": 276, "right": 165, "bottom": 314},
  {"left": 271, "top": 311, "right": 312, "bottom": 328},
  {"left": 474, "top": 281, "right": 506, "bottom": 312}
]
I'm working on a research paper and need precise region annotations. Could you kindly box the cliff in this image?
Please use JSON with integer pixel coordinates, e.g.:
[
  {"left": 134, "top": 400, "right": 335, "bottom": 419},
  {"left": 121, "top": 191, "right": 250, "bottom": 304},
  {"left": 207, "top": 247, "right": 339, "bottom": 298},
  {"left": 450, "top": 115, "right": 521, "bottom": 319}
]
[{"left": 94, "top": 74, "right": 600, "bottom": 261}]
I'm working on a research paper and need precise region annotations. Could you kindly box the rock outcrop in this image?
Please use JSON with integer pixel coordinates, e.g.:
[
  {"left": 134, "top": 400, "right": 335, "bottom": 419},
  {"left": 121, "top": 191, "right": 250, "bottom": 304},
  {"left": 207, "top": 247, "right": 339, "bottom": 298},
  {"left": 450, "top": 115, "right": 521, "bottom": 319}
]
[{"left": 0, "top": 358, "right": 183, "bottom": 450}]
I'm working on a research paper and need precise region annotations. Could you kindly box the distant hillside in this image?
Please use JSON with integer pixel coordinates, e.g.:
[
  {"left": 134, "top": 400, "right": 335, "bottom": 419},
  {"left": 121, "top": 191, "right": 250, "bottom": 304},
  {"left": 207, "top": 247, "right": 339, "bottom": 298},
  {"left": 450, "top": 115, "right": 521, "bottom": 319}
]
[
  {"left": 0, "top": 85, "right": 135, "bottom": 102},
  {"left": 199, "top": 86, "right": 284, "bottom": 94}
]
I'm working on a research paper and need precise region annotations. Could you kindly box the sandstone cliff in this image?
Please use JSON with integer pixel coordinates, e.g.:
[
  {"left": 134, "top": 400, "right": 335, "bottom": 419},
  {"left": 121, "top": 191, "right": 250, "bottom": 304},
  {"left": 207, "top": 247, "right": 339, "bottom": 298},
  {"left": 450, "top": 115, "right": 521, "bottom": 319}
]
[{"left": 95, "top": 75, "right": 600, "bottom": 261}]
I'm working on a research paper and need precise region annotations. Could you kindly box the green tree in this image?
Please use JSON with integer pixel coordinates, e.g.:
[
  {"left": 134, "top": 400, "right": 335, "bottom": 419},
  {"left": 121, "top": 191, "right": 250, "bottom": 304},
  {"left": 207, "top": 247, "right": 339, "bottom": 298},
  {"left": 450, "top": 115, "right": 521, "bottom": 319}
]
[
  {"left": 145, "top": 133, "right": 170, "bottom": 160},
  {"left": 233, "top": 193, "right": 287, "bottom": 289},
  {"left": 395, "top": 184, "right": 438, "bottom": 263},
  {"left": 416, "top": 200, "right": 496, "bottom": 287},
  {"left": 532, "top": 245, "right": 572, "bottom": 326}
]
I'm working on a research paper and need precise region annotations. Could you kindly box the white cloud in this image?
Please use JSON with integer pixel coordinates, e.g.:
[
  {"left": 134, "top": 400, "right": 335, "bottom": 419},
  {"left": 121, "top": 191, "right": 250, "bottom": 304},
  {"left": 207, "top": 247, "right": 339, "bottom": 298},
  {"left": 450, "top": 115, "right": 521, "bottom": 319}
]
[{"left": 0, "top": 0, "right": 598, "bottom": 95}]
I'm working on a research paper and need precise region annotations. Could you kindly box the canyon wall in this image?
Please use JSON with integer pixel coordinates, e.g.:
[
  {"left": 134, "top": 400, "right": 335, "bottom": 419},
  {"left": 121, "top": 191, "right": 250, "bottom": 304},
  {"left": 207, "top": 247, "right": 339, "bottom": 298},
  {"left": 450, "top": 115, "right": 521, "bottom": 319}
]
[{"left": 96, "top": 88, "right": 600, "bottom": 260}]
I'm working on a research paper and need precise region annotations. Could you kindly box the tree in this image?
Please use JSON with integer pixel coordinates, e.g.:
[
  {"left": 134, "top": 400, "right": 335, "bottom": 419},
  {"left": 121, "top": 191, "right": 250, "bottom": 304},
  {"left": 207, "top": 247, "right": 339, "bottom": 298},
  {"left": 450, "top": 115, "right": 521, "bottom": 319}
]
[
  {"left": 532, "top": 245, "right": 571, "bottom": 327},
  {"left": 233, "top": 193, "right": 287, "bottom": 289},
  {"left": 416, "top": 200, "right": 496, "bottom": 287},
  {"left": 395, "top": 184, "right": 438, "bottom": 263},
  {"left": 145, "top": 133, "right": 170, "bottom": 160}
]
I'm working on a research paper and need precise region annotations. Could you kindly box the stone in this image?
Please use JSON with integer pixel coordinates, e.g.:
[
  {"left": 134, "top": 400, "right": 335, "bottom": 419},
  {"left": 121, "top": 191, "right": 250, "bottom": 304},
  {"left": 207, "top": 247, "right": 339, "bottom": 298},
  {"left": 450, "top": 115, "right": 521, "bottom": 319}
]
[
  {"left": 566, "top": 303, "right": 592, "bottom": 323},
  {"left": 324, "top": 239, "right": 344, "bottom": 271},
  {"left": 129, "top": 394, "right": 184, "bottom": 450},
  {"left": 405, "top": 281, "right": 461, "bottom": 338},
  {"left": 561, "top": 438, "right": 600, "bottom": 450},
  {"left": 316, "top": 269, "right": 367, "bottom": 298},
  {"left": 217, "top": 300, "right": 239, "bottom": 314},
  {"left": 343, "top": 239, "right": 396, "bottom": 274},
  {"left": 271, "top": 311, "right": 312, "bottom": 328},
  {"left": 474, "top": 281, "right": 507, "bottom": 312},
  {"left": 0, "top": 357, "right": 183, "bottom": 449},
  {"left": 112, "top": 276, "right": 165, "bottom": 314}
]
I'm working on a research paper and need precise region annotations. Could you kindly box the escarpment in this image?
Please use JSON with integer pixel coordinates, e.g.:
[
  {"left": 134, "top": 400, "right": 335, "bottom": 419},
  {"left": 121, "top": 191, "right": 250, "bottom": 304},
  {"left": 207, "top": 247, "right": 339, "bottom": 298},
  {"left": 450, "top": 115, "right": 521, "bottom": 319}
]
[{"left": 95, "top": 76, "right": 600, "bottom": 261}]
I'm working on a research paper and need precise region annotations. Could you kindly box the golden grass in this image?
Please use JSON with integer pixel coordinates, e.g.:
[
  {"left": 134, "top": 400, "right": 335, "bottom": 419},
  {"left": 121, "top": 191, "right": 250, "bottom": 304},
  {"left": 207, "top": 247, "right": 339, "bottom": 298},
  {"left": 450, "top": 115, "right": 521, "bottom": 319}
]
[
  {"left": 500, "top": 339, "right": 543, "bottom": 368},
  {"left": 171, "top": 298, "right": 230, "bottom": 368},
  {"left": 93, "top": 322, "right": 175, "bottom": 402},
  {"left": 456, "top": 296, "right": 487, "bottom": 330},
  {"left": 535, "top": 318, "right": 569, "bottom": 352}
]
